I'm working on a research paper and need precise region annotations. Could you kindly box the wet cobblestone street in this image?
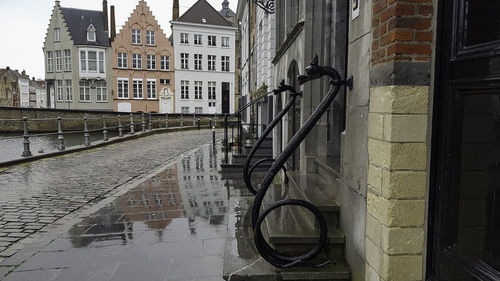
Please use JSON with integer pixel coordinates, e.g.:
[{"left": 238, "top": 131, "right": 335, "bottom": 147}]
[
  {"left": 0, "top": 129, "right": 222, "bottom": 268},
  {"left": 1, "top": 138, "right": 236, "bottom": 280}
]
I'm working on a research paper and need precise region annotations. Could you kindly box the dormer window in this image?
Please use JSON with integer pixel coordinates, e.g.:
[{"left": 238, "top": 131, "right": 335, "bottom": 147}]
[{"left": 87, "top": 24, "right": 96, "bottom": 42}]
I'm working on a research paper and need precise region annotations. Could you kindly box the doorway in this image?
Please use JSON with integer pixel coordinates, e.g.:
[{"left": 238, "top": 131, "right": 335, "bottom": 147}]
[
  {"left": 222, "top": 82, "right": 230, "bottom": 114},
  {"left": 428, "top": 0, "right": 500, "bottom": 279}
]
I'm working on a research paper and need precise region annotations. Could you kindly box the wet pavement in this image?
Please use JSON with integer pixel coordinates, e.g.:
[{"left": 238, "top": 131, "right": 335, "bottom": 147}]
[
  {"left": 0, "top": 129, "right": 222, "bottom": 269},
  {"left": 1, "top": 140, "right": 236, "bottom": 281}
]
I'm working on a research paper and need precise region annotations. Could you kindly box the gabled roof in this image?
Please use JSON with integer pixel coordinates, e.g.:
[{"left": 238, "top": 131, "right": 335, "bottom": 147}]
[
  {"left": 60, "top": 7, "right": 110, "bottom": 47},
  {"left": 176, "top": 0, "right": 232, "bottom": 27}
]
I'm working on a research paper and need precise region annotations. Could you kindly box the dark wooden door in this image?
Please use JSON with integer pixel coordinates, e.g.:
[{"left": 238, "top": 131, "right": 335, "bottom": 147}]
[
  {"left": 222, "top": 82, "right": 230, "bottom": 114},
  {"left": 429, "top": 0, "right": 500, "bottom": 280}
]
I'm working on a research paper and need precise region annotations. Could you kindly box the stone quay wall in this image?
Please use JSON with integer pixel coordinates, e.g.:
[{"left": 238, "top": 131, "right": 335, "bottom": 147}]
[{"left": 0, "top": 107, "right": 225, "bottom": 133}]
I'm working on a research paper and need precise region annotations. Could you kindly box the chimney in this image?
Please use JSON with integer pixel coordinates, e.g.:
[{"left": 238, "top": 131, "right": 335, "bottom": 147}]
[
  {"left": 55, "top": 0, "right": 60, "bottom": 7},
  {"left": 6, "top": 66, "right": 9, "bottom": 71},
  {"left": 103, "top": 0, "right": 108, "bottom": 34},
  {"left": 22, "top": 70, "right": 26, "bottom": 76},
  {"left": 110, "top": 5, "right": 116, "bottom": 40},
  {"left": 173, "top": 0, "right": 179, "bottom": 21}
]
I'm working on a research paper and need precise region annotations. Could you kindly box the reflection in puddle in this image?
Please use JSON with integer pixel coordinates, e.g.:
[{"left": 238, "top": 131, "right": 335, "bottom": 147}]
[{"left": 67, "top": 144, "right": 228, "bottom": 248}]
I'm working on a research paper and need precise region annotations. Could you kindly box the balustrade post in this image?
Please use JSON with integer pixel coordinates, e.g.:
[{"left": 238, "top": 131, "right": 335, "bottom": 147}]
[
  {"left": 224, "top": 114, "right": 228, "bottom": 163},
  {"left": 212, "top": 118, "right": 216, "bottom": 146},
  {"left": 148, "top": 113, "right": 152, "bottom": 131},
  {"left": 193, "top": 114, "right": 196, "bottom": 127},
  {"left": 57, "top": 117, "right": 65, "bottom": 151},
  {"left": 197, "top": 117, "right": 200, "bottom": 129},
  {"left": 180, "top": 113, "right": 184, "bottom": 127},
  {"left": 165, "top": 113, "right": 169, "bottom": 129},
  {"left": 21, "top": 117, "right": 32, "bottom": 157},
  {"left": 141, "top": 113, "right": 146, "bottom": 132},
  {"left": 209, "top": 118, "right": 212, "bottom": 128},
  {"left": 83, "top": 117, "right": 90, "bottom": 146},
  {"left": 129, "top": 113, "right": 135, "bottom": 134},
  {"left": 102, "top": 116, "right": 108, "bottom": 141},
  {"left": 118, "top": 115, "right": 123, "bottom": 137}
]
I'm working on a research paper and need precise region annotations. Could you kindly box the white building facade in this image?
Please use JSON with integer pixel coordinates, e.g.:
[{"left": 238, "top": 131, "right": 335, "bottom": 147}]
[{"left": 171, "top": 0, "right": 237, "bottom": 114}]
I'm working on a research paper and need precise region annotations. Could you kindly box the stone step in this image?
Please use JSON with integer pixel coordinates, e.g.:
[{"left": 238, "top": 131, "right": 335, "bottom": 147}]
[
  {"left": 231, "top": 154, "right": 273, "bottom": 165},
  {"left": 279, "top": 263, "right": 351, "bottom": 281},
  {"left": 243, "top": 144, "right": 273, "bottom": 155},
  {"left": 287, "top": 171, "right": 340, "bottom": 229},
  {"left": 220, "top": 162, "right": 272, "bottom": 174},
  {"left": 261, "top": 203, "right": 345, "bottom": 262}
]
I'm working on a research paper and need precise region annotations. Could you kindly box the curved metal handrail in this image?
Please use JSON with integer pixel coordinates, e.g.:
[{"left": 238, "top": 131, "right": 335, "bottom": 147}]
[
  {"left": 228, "top": 90, "right": 272, "bottom": 119},
  {"left": 243, "top": 80, "right": 299, "bottom": 195},
  {"left": 248, "top": 55, "right": 352, "bottom": 268}
]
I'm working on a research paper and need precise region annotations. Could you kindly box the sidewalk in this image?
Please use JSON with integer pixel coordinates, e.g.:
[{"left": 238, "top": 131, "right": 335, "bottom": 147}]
[{"left": 1, "top": 141, "right": 236, "bottom": 281}]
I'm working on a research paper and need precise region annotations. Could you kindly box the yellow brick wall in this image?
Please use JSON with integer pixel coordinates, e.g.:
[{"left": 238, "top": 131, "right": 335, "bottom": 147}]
[{"left": 366, "top": 85, "right": 429, "bottom": 281}]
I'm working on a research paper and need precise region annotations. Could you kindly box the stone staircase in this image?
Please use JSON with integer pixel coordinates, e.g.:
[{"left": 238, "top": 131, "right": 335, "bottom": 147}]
[
  {"left": 223, "top": 156, "right": 351, "bottom": 281},
  {"left": 220, "top": 137, "right": 273, "bottom": 173}
]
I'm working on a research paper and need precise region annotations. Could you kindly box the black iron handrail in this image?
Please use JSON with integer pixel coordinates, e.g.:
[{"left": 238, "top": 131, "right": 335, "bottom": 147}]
[
  {"left": 243, "top": 80, "right": 299, "bottom": 195},
  {"left": 247, "top": 55, "right": 353, "bottom": 268}
]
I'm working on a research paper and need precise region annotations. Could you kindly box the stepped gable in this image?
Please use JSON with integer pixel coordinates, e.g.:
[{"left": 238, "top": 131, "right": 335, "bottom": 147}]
[
  {"left": 176, "top": 0, "right": 232, "bottom": 27},
  {"left": 60, "top": 7, "right": 110, "bottom": 46}
]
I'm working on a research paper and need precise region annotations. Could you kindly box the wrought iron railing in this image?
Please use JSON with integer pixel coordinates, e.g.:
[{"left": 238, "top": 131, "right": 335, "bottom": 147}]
[
  {"left": 244, "top": 55, "right": 353, "bottom": 268},
  {"left": 223, "top": 90, "right": 272, "bottom": 163}
]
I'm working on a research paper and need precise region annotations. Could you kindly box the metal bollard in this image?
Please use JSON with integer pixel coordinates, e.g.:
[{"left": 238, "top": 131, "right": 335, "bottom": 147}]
[
  {"left": 83, "top": 117, "right": 90, "bottom": 146},
  {"left": 165, "top": 113, "right": 169, "bottom": 129},
  {"left": 118, "top": 115, "right": 123, "bottom": 137},
  {"left": 193, "top": 114, "right": 196, "bottom": 127},
  {"left": 180, "top": 113, "right": 184, "bottom": 127},
  {"left": 141, "top": 113, "right": 146, "bottom": 132},
  {"left": 197, "top": 117, "right": 200, "bottom": 129},
  {"left": 148, "top": 113, "right": 152, "bottom": 131},
  {"left": 212, "top": 119, "right": 216, "bottom": 146},
  {"left": 210, "top": 118, "right": 212, "bottom": 128},
  {"left": 102, "top": 116, "right": 108, "bottom": 141},
  {"left": 22, "top": 117, "right": 32, "bottom": 157},
  {"left": 130, "top": 113, "right": 135, "bottom": 134},
  {"left": 57, "top": 117, "right": 65, "bottom": 151}
]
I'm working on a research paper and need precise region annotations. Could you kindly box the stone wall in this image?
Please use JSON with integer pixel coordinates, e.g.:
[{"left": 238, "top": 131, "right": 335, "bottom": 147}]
[{"left": 0, "top": 107, "right": 221, "bottom": 133}]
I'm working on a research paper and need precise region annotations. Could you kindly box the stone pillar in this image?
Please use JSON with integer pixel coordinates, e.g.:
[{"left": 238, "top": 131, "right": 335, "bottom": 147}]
[{"left": 365, "top": 0, "right": 434, "bottom": 280}]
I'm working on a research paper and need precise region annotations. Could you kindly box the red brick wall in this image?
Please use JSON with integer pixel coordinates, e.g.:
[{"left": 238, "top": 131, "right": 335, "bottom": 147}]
[{"left": 371, "top": 0, "right": 434, "bottom": 65}]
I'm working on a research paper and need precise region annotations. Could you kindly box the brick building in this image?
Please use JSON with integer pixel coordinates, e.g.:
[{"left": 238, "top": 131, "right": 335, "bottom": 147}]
[
  {"left": 112, "top": 0, "right": 175, "bottom": 113},
  {"left": 232, "top": 0, "right": 500, "bottom": 280}
]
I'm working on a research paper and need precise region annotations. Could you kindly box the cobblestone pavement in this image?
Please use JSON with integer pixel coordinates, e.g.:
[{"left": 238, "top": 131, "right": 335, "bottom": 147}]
[
  {"left": 2, "top": 141, "right": 237, "bottom": 281},
  {"left": 0, "top": 129, "right": 221, "bottom": 264}
]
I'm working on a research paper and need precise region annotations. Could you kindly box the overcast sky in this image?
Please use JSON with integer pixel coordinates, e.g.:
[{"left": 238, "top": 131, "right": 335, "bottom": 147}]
[{"left": 0, "top": 0, "right": 237, "bottom": 79}]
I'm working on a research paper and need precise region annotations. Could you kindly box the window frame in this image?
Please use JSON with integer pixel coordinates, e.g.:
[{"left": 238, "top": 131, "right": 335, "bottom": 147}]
[
  {"left": 146, "top": 30, "right": 155, "bottom": 46},
  {"left": 132, "top": 29, "right": 141, "bottom": 45},
  {"left": 87, "top": 24, "right": 96, "bottom": 42},
  {"left": 56, "top": 80, "right": 63, "bottom": 102},
  {"left": 181, "top": 80, "right": 189, "bottom": 100},
  {"left": 181, "top": 53, "right": 189, "bottom": 69},
  {"left": 147, "top": 54, "right": 156, "bottom": 70},
  {"left": 65, "top": 79, "right": 73, "bottom": 102},
  {"left": 180, "top": 33, "right": 189, "bottom": 44},
  {"left": 208, "top": 81, "right": 216, "bottom": 100},
  {"left": 208, "top": 35, "right": 216, "bottom": 46},
  {"left": 160, "top": 55, "right": 170, "bottom": 71},
  {"left": 54, "top": 28, "right": 60, "bottom": 42},
  {"left": 55, "top": 50, "right": 62, "bottom": 72},
  {"left": 47, "top": 51, "right": 54, "bottom": 72},
  {"left": 194, "top": 54, "right": 202, "bottom": 70},
  {"left": 147, "top": 79, "right": 157, "bottom": 100},
  {"left": 194, "top": 81, "right": 203, "bottom": 99},
  {"left": 221, "top": 36, "right": 230, "bottom": 48},
  {"left": 208, "top": 55, "right": 216, "bottom": 71},
  {"left": 132, "top": 53, "right": 142, "bottom": 69},
  {"left": 132, "top": 78, "right": 143, "bottom": 99},
  {"left": 118, "top": 53, "right": 128, "bottom": 69},
  {"left": 64, "top": 49, "right": 71, "bottom": 71},
  {"left": 79, "top": 81, "right": 91, "bottom": 102},
  {"left": 117, "top": 78, "right": 129, "bottom": 99},
  {"left": 96, "top": 81, "right": 107, "bottom": 102},
  {"left": 221, "top": 56, "right": 230, "bottom": 72},
  {"left": 194, "top": 34, "right": 202, "bottom": 45}
]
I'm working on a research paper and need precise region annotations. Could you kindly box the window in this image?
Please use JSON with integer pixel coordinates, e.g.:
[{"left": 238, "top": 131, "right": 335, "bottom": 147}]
[
  {"left": 208, "top": 35, "right": 216, "bottom": 46},
  {"left": 181, "top": 53, "right": 189, "bottom": 69},
  {"left": 117, "top": 78, "right": 129, "bottom": 99},
  {"left": 54, "top": 28, "right": 60, "bottom": 42},
  {"left": 146, "top": 30, "right": 155, "bottom": 46},
  {"left": 80, "top": 51, "right": 86, "bottom": 71},
  {"left": 221, "top": 36, "right": 229, "bottom": 47},
  {"left": 87, "top": 25, "right": 96, "bottom": 42},
  {"left": 208, "top": 81, "right": 216, "bottom": 99},
  {"left": 118, "top": 53, "right": 127, "bottom": 68},
  {"left": 133, "top": 79, "right": 143, "bottom": 99},
  {"left": 160, "top": 56, "right": 170, "bottom": 70},
  {"left": 47, "top": 51, "right": 54, "bottom": 72},
  {"left": 181, "top": 106, "right": 189, "bottom": 114},
  {"left": 194, "top": 54, "right": 202, "bottom": 70},
  {"left": 147, "top": 54, "right": 156, "bottom": 70},
  {"left": 132, "top": 54, "right": 142, "bottom": 69},
  {"left": 64, "top": 50, "right": 71, "bottom": 71},
  {"left": 65, "top": 79, "right": 72, "bottom": 102},
  {"left": 147, "top": 79, "right": 156, "bottom": 99},
  {"left": 99, "top": 52, "right": 104, "bottom": 73},
  {"left": 181, "top": 80, "right": 189, "bottom": 99},
  {"left": 79, "top": 81, "right": 90, "bottom": 102},
  {"left": 56, "top": 80, "right": 63, "bottom": 101},
  {"left": 195, "top": 107, "right": 203, "bottom": 114},
  {"left": 208, "top": 55, "right": 216, "bottom": 71},
  {"left": 88, "top": 51, "right": 97, "bottom": 71},
  {"left": 160, "top": 79, "right": 171, "bottom": 85},
  {"left": 180, "top": 33, "right": 189, "bottom": 44},
  {"left": 132, "top": 29, "right": 141, "bottom": 44},
  {"left": 55, "top": 50, "right": 62, "bottom": 72},
  {"left": 221, "top": 56, "right": 230, "bottom": 72},
  {"left": 96, "top": 81, "right": 107, "bottom": 102},
  {"left": 194, "top": 81, "right": 202, "bottom": 99},
  {"left": 208, "top": 102, "right": 216, "bottom": 107},
  {"left": 194, "top": 34, "right": 202, "bottom": 45}
]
